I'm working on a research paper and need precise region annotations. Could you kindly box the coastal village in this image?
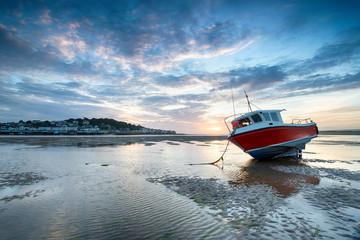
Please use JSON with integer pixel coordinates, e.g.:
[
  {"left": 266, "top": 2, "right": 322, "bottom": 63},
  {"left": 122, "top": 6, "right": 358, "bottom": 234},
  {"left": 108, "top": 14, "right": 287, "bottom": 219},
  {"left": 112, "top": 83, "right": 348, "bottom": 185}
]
[{"left": 0, "top": 118, "right": 176, "bottom": 135}]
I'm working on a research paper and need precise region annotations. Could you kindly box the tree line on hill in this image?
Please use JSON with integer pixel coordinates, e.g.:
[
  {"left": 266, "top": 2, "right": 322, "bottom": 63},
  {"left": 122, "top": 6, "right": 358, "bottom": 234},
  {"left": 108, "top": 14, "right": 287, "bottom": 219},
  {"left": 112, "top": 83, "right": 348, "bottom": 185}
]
[
  {"left": 1, "top": 118, "right": 176, "bottom": 135},
  {"left": 12, "top": 118, "right": 144, "bottom": 131}
]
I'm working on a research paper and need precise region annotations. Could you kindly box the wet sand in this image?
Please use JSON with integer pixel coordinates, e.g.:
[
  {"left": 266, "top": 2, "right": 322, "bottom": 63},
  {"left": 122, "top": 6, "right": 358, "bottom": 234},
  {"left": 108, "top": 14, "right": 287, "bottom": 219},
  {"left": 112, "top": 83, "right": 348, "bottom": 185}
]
[
  {"left": 0, "top": 135, "right": 226, "bottom": 147},
  {"left": 0, "top": 135, "right": 359, "bottom": 239},
  {"left": 149, "top": 157, "right": 360, "bottom": 239}
]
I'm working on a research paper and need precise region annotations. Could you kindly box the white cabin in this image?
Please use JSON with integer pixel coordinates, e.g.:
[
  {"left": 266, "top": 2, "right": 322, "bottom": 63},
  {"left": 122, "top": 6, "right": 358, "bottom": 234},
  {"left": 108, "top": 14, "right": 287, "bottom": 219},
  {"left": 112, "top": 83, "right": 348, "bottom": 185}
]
[{"left": 231, "top": 110, "right": 284, "bottom": 129}]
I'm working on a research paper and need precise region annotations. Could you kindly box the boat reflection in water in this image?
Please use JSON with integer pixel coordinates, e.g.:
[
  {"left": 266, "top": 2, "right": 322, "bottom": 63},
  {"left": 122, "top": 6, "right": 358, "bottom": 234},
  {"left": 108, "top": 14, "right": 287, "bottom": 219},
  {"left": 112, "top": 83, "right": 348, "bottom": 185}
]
[{"left": 228, "top": 158, "right": 320, "bottom": 197}]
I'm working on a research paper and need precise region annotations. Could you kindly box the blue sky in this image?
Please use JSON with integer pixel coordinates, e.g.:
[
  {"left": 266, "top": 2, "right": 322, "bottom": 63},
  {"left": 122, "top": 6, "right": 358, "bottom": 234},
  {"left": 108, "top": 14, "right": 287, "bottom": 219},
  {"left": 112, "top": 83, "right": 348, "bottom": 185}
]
[{"left": 0, "top": 0, "right": 359, "bottom": 134}]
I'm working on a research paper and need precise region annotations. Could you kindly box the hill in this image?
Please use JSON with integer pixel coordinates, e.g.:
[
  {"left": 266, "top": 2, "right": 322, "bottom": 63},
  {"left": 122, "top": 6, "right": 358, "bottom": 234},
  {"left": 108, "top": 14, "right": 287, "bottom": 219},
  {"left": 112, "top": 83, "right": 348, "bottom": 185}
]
[{"left": 0, "top": 118, "right": 176, "bottom": 135}]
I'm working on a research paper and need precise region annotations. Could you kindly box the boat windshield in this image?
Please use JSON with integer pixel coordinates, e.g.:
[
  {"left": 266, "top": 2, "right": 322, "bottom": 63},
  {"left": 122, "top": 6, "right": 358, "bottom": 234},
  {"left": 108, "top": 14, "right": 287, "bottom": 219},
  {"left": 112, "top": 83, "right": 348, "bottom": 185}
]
[
  {"left": 270, "top": 112, "right": 279, "bottom": 121},
  {"left": 251, "top": 114, "right": 262, "bottom": 123},
  {"left": 232, "top": 117, "right": 252, "bottom": 129}
]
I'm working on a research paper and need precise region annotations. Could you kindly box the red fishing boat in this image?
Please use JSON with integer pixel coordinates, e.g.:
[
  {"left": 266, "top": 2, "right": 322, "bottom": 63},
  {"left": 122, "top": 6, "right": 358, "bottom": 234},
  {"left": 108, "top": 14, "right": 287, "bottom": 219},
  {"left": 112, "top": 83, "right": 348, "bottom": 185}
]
[{"left": 224, "top": 94, "right": 318, "bottom": 159}]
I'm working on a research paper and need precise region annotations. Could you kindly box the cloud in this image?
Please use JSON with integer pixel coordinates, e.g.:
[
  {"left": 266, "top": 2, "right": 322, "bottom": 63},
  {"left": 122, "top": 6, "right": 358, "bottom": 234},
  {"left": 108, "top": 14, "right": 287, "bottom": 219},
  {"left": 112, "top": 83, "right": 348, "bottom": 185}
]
[
  {"left": 0, "top": 24, "right": 35, "bottom": 59},
  {"left": 192, "top": 21, "right": 255, "bottom": 53},
  {"left": 50, "top": 33, "right": 87, "bottom": 62},
  {"left": 0, "top": 99, "right": 116, "bottom": 123},
  {"left": 146, "top": 64, "right": 287, "bottom": 96},
  {"left": 290, "top": 26, "right": 360, "bottom": 75},
  {"left": 0, "top": 24, "right": 97, "bottom": 75},
  {"left": 140, "top": 93, "right": 210, "bottom": 123},
  {"left": 153, "top": 75, "right": 202, "bottom": 88},
  {"left": 39, "top": 9, "right": 53, "bottom": 25},
  {"left": 14, "top": 77, "right": 99, "bottom": 104},
  {"left": 0, "top": 0, "right": 259, "bottom": 76},
  {"left": 294, "top": 42, "right": 360, "bottom": 75},
  {"left": 213, "top": 65, "right": 286, "bottom": 90},
  {"left": 0, "top": 74, "right": 116, "bottom": 122},
  {"left": 278, "top": 71, "right": 360, "bottom": 96}
]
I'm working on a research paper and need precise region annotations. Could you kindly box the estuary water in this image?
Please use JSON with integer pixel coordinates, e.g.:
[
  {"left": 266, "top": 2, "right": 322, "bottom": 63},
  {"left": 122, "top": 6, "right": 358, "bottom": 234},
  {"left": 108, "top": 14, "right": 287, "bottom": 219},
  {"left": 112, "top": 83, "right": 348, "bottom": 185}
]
[{"left": 0, "top": 135, "right": 359, "bottom": 239}]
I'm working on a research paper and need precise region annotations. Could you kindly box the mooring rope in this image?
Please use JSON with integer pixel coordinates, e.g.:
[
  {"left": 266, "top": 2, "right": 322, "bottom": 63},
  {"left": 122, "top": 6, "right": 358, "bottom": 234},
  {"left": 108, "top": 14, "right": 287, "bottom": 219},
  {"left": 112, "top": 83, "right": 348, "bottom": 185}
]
[
  {"left": 218, "top": 140, "right": 230, "bottom": 160},
  {"left": 188, "top": 140, "right": 230, "bottom": 169}
]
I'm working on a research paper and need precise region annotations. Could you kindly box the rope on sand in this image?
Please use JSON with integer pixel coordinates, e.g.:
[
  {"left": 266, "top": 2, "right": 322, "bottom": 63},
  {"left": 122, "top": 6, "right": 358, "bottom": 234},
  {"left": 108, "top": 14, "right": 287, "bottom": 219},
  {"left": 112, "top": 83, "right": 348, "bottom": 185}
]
[{"left": 188, "top": 140, "right": 230, "bottom": 169}]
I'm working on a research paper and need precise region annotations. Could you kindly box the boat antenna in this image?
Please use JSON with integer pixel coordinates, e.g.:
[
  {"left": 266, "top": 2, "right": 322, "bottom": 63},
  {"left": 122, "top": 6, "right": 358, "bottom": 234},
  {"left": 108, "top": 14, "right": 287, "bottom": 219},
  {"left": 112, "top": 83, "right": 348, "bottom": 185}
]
[
  {"left": 244, "top": 91, "right": 252, "bottom": 112},
  {"left": 231, "top": 83, "right": 236, "bottom": 116}
]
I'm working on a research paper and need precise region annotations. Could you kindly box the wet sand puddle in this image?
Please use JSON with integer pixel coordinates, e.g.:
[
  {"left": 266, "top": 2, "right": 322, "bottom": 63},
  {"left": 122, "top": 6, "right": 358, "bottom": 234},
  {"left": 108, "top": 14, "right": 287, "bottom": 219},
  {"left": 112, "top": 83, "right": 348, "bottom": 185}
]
[{"left": 0, "top": 135, "right": 359, "bottom": 239}]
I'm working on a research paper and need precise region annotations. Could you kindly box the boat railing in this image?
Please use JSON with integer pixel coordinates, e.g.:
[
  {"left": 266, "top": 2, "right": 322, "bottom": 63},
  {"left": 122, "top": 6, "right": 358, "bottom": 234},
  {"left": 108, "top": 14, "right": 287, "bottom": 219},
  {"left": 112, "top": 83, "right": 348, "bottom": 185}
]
[
  {"left": 224, "top": 113, "right": 247, "bottom": 132},
  {"left": 292, "top": 118, "right": 313, "bottom": 124}
]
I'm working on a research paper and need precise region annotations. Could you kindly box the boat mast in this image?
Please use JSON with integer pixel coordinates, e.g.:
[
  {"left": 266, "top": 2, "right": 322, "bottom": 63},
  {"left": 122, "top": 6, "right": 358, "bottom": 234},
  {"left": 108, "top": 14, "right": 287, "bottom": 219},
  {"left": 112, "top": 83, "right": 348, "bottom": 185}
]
[
  {"left": 244, "top": 91, "right": 252, "bottom": 112},
  {"left": 231, "top": 84, "right": 236, "bottom": 116}
]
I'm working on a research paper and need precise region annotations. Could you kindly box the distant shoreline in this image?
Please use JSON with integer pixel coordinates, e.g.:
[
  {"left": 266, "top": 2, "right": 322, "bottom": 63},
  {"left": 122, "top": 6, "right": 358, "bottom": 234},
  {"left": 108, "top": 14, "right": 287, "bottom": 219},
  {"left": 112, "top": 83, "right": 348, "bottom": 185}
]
[
  {"left": 319, "top": 130, "right": 360, "bottom": 135},
  {"left": 0, "top": 132, "right": 177, "bottom": 136},
  {"left": 1, "top": 130, "right": 359, "bottom": 136}
]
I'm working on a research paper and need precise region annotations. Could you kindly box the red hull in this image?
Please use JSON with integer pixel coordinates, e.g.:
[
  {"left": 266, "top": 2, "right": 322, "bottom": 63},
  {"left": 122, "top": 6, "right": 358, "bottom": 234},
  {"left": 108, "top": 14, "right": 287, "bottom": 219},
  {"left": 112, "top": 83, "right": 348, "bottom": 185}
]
[{"left": 229, "top": 124, "right": 318, "bottom": 151}]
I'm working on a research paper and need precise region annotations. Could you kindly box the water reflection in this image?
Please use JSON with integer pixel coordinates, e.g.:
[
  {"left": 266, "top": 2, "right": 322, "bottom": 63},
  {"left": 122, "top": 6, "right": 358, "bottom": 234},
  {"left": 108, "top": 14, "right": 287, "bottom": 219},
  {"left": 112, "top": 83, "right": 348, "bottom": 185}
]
[{"left": 228, "top": 158, "right": 320, "bottom": 197}]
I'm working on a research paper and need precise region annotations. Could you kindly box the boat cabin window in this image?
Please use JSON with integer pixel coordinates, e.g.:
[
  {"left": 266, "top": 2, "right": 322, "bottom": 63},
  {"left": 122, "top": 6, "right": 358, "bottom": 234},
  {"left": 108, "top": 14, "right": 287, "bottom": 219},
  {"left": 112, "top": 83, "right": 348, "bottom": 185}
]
[
  {"left": 243, "top": 118, "right": 252, "bottom": 126},
  {"left": 270, "top": 112, "right": 279, "bottom": 121},
  {"left": 251, "top": 114, "right": 262, "bottom": 123},
  {"left": 232, "top": 117, "right": 252, "bottom": 129},
  {"left": 262, "top": 113, "right": 271, "bottom": 121}
]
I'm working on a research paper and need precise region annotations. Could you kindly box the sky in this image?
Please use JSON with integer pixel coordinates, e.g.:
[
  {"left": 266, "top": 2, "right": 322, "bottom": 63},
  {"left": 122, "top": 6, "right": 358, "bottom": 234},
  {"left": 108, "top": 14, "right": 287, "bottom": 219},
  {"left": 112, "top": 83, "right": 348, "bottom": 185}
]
[{"left": 0, "top": 0, "right": 359, "bottom": 134}]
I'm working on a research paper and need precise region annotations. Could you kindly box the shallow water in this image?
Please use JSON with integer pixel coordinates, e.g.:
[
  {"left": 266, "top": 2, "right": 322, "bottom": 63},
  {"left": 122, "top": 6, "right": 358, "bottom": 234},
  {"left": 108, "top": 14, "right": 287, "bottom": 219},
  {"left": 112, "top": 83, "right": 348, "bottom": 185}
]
[{"left": 0, "top": 135, "right": 359, "bottom": 239}]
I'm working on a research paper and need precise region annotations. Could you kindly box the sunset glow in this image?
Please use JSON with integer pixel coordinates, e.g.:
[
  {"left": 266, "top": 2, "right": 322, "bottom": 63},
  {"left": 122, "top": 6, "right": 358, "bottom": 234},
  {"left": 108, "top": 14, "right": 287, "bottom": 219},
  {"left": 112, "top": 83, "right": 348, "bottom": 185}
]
[{"left": 0, "top": 0, "right": 359, "bottom": 134}]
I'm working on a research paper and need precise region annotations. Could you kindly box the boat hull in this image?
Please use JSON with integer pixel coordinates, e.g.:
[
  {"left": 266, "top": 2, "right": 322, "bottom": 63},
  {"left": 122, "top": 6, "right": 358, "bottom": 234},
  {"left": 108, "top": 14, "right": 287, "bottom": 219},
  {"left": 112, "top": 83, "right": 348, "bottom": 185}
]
[{"left": 228, "top": 124, "right": 318, "bottom": 159}]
